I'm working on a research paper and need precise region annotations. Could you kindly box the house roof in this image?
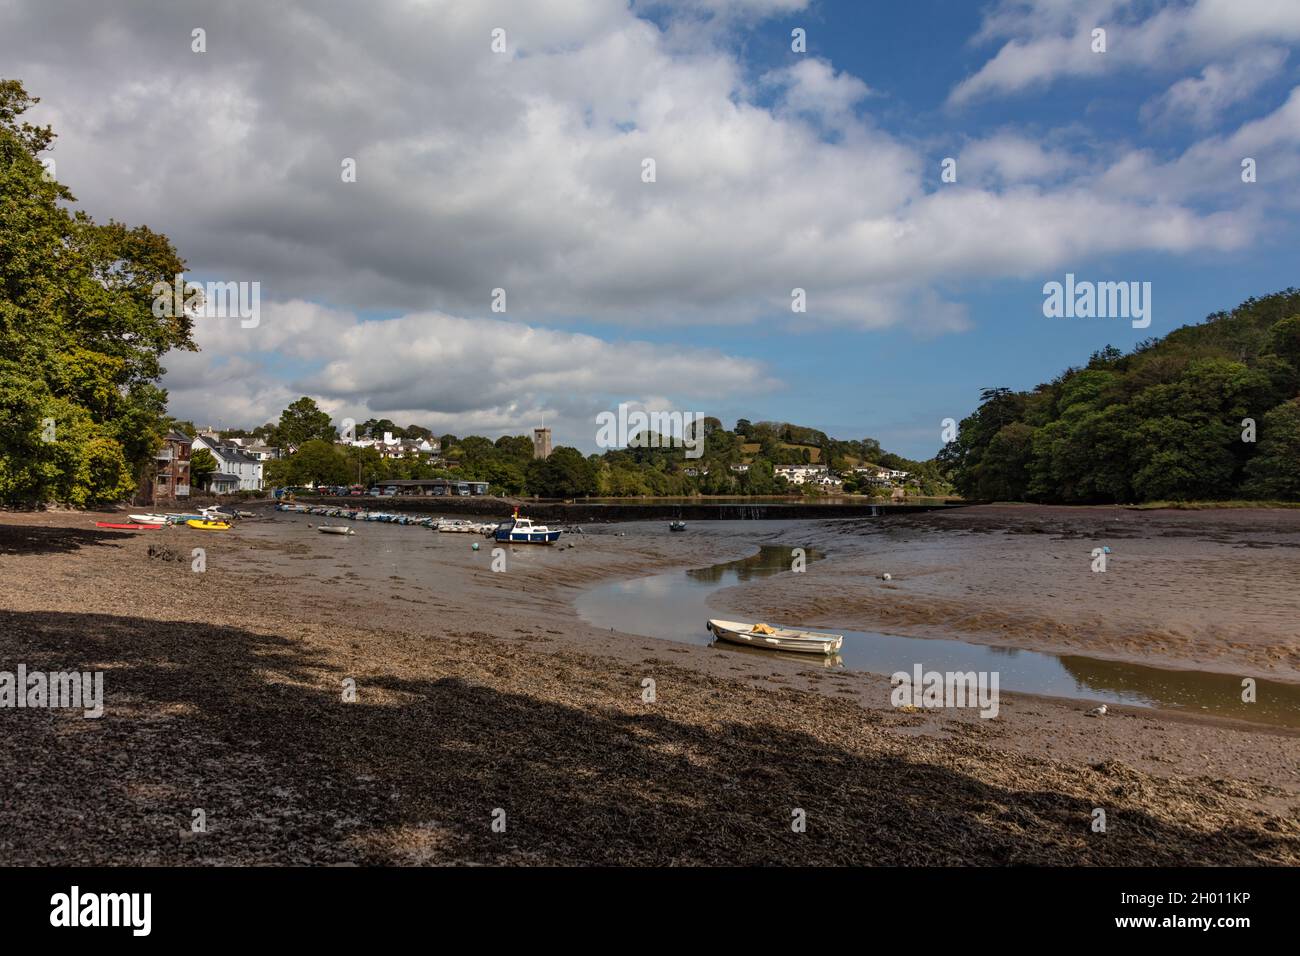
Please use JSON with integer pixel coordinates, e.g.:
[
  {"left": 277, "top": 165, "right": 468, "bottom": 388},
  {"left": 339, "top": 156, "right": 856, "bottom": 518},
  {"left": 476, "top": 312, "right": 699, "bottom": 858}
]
[
  {"left": 208, "top": 472, "right": 240, "bottom": 482},
  {"left": 194, "top": 435, "right": 259, "bottom": 465},
  {"left": 163, "top": 430, "right": 192, "bottom": 443}
]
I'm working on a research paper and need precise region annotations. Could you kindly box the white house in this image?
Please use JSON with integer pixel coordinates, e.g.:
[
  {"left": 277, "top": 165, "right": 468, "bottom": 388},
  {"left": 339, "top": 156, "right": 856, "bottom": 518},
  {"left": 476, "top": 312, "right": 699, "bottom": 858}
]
[
  {"left": 774, "top": 465, "right": 826, "bottom": 485},
  {"left": 853, "top": 466, "right": 909, "bottom": 486},
  {"left": 227, "top": 437, "right": 282, "bottom": 460},
  {"left": 191, "top": 435, "right": 265, "bottom": 492},
  {"left": 338, "top": 433, "right": 440, "bottom": 459}
]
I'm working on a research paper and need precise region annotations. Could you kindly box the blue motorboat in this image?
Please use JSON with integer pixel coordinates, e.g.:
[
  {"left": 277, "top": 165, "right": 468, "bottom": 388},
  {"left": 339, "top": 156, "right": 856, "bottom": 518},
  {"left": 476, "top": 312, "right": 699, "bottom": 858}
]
[{"left": 493, "top": 511, "right": 561, "bottom": 545}]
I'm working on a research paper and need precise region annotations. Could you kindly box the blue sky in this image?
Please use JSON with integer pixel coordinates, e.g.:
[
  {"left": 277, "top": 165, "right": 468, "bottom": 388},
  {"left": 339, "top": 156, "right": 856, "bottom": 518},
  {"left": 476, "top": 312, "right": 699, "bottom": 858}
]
[{"left": 5, "top": 0, "right": 1299, "bottom": 458}]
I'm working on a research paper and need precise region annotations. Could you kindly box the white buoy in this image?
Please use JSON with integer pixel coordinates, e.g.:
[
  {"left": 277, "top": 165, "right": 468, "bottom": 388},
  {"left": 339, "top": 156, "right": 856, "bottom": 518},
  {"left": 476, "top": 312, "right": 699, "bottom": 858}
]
[{"left": 881, "top": 573, "right": 892, "bottom": 581}]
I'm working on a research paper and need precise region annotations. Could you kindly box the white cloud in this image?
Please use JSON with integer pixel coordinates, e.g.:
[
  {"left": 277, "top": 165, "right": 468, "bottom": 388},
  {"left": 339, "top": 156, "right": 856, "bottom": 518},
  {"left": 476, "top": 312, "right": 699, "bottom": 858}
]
[
  {"left": 0, "top": 0, "right": 1263, "bottom": 340},
  {"left": 762, "top": 58, "right": 875, "bottom": 126},
  {"left": 951, "top": 0, "right": 1300, "bottom": 106},
  {"left": 1142, "top": 48, "right": 1289, "bottom": 127},
  {"left": 956, "top": 132, "right": 1084, "bottom": 187},
  {"left": 162, "top": 301, "right": 775, "bottom": 448}
]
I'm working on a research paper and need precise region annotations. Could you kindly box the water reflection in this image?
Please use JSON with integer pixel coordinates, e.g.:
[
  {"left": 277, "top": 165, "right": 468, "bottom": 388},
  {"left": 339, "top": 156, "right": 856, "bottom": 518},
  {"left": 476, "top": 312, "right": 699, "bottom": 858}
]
[{"left": 685, "top": 545, "right": 823, "bottom": 584}]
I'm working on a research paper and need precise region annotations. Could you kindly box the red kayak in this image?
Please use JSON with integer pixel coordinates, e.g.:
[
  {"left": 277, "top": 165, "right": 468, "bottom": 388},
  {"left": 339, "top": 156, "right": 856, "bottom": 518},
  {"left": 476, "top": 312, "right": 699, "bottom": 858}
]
[{"left": 95, "top": 521, "right": 162, "bottom": 530}]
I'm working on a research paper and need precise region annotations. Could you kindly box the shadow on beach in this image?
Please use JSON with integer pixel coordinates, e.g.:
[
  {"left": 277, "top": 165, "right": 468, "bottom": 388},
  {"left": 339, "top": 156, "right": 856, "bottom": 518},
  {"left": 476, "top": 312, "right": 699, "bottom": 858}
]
[
  {"left": 0, "top": 522, "right": 134, "bottom": 557},
  {"left": 0, "top": 608, "right": 1296, "bottom": 866}
]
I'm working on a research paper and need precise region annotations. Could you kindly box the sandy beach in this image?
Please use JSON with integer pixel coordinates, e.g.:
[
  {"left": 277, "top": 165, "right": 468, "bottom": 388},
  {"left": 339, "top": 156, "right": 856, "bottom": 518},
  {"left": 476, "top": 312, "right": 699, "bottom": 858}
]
[{"left": 0, "top": 504, "right": 1297, "bottom": 865}]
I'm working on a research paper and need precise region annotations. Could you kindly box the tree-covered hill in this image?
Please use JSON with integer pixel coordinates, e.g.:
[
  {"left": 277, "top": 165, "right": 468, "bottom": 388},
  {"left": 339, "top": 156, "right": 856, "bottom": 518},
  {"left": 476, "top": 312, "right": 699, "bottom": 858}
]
[{"left": 939, "top": 290, "right": 1300, "bottom": 503}]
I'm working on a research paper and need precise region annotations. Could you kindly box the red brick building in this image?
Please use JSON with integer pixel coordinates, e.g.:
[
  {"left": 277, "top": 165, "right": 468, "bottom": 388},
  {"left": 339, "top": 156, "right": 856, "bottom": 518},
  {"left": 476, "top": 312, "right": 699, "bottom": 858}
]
[{"left": 150, "top": 429, "right": 192, "bottom": 503}]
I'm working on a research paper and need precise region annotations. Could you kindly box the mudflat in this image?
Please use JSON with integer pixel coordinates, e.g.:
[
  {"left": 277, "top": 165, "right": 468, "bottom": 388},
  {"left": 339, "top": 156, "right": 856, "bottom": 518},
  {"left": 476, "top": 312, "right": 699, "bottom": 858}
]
[{"left": 0, "top": 505, "right": 1296, "bottom": 865}]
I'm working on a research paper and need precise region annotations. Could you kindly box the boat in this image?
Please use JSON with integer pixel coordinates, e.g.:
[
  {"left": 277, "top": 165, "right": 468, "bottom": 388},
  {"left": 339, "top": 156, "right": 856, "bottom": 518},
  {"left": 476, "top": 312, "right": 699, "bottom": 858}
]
[
  {"left": 493, "top": 510, "right": 561, "bottom": 544},
  {"left": 706, "top": 619, "right": 843, "bottom": 655},
  {"left": 435, "top": 519, "right": 477, "bottom": 533},
  {"left": 185, "top": 519, "right": 231, "bottom": 531},
  {"left": 128, "top": 513, "right": 169, "bottom": 525},
  {"left": 669, "top": 520, "right": 687, "bottom": 532},
  {"left": 95, "top": 521, "right": 162, "bottom": 531},
  {"left": 317, "top": 526, "right": 354, "bottom": 535}
]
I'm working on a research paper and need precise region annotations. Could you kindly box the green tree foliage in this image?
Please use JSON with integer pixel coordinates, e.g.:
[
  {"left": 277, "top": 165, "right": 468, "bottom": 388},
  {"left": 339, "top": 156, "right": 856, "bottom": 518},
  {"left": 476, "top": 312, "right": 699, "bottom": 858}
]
[
  {"left": 943, "top": 292, "right": 1300, "bottom": 502},
  {"left": 189, "top": 448, "right": 218, "bottom": 488},
  {"left": 275, "top": 397, "right": 336, "bottom": 448},
  {"left": 0, "top": 79, "right": 194, "bottom": 504},
  {"left": 270, "top": 439, "right": 350, "bottom": 487},
  {"left": 1243, "top": 398, "right": 1300, "bottom": 499},
  {"left": 526, "top": 447, "right": 599, "bottom": 498}
]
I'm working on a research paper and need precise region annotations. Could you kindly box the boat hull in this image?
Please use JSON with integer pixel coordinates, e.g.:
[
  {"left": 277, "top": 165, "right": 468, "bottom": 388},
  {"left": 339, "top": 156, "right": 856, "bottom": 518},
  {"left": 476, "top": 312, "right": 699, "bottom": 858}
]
[
  {"left": 707, "top": 619, "right": 843, "bottom": 655},
  {"left": 185, "top": 519, "right": 231, "bottom": 531},
  {"left": 95, "top": 522, "right": 162, "bottom": 531},
  {"left": 493, "top": 529, "right": 561, "bottom": 544}
]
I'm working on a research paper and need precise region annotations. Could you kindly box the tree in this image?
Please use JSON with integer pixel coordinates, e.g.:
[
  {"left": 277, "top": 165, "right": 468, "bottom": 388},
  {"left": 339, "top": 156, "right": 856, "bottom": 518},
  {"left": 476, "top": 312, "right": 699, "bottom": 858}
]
[
  {"left": 1243, "top": 399, "right": 1300, "bottom": 499},
  {"left": 285, "top": 439, "right": 349, "bottom": 486},
  {"left": 276, "top": 397, "right": 336, "bottom": 449},
  {"left": 189, "top": 449, "right": 218, "bottom": 489},
  {"left": 0, "top": 80, "right": 194, "bottom": 505},
  {"left": 526, "top": 446, "right": 598, "bottom": 497}
]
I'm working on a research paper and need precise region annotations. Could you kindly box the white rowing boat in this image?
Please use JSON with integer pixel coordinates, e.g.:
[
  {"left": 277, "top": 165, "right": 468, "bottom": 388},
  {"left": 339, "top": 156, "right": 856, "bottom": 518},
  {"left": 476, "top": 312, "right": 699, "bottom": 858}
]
[
  {"left": 706, "top": 619, "right": 844, "bottom": 655},
  {"left": 317, "top": 526, "right": 354, "bottom": 535},
  {"left": 128, "top": 514, "right": 169, "bottom": 525}
]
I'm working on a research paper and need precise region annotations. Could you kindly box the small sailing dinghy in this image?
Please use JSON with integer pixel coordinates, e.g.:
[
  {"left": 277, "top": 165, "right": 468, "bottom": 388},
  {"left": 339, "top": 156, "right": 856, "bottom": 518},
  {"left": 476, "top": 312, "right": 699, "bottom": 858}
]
[
  {"left": 317, "top": 526, "right": 354, "bottom": 535},
  {"left": 95, "top": 521, "right": 162, "bottom": 531},
  {"left": 706, "top": 619, "right": 843, "bottom": 655},
  {"left": 186, "top": 519, "right": 231, "bottom": 531},
  {"left": 128, "top": 514, "right": 169, "bottom": 525}
]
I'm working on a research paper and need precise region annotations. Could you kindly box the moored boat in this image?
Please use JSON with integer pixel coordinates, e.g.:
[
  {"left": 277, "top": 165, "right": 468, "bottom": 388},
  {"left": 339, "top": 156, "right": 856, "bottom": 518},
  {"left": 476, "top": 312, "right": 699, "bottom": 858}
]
[
  {"left": 669, "top": 520, "right": 687, "bottom": 532},
  {"left": 317, "top": 526, "right": 354, "bottom": 535},
  {"left": 493, "top": 510, "right": 561, "bottom": 544},
  {"left": 95, "top": 521, "right": 162, "bottom": 531},
  {"left": 706, "top": 619, "right": 843, "bottom": 655},
  {"left": 128, "top": 513, "right": 169, "bottom": 525},
  {"left": 186, "top": 519, "right": 231, "bottom": 531}
]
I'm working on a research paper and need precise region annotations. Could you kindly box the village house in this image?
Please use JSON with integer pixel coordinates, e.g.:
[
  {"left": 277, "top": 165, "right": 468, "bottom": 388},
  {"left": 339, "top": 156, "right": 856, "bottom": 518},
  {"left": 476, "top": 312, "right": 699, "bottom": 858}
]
[
  {"left": 853, "top": 466, "right": 910, "bottom": 486},
  {"left": 774, "top": 464, "right": 827, "bottom": 485},
  {"left": 149, "top": 430, "right": 192, "bottom": 503},
  {"left": 338, "top": 434, "right": 440, "bottom": 460},
  {"left": 226, "top": 437, "right": 282, "bottom": 460},
  {"left": 191, "top": 434, "right": 265, "bottom": 492}
]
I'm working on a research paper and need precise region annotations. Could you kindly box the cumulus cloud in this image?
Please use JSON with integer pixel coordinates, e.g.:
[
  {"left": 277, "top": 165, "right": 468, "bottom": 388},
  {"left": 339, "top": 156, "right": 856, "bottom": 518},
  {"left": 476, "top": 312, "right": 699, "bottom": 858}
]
[
  {"left": 1, "top": 0, "right": 1262, "bottom": 337},
  {"left": 762, "top": 58, "right": 875, "bottom": 127},
  {"left": 161, "top": 301, "right": 774, "bottom": 447},
  {"left": 955, "top": 132, "right": 1084, "bottom": 187}
]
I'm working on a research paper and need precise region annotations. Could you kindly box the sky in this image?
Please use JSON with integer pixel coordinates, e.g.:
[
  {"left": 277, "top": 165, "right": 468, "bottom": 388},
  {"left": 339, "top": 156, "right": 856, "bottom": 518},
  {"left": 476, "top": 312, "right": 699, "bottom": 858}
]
[{"left": 3, "top": 0, "right": 1299, "bottom": 458}]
